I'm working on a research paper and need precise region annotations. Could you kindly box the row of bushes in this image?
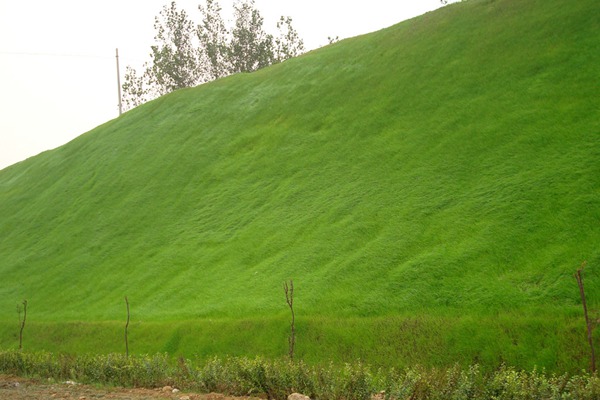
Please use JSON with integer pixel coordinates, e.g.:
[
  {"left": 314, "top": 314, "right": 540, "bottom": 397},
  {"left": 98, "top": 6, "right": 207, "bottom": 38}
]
[{"left": 1, "top": 350, "right": 599, "bottom": 399}]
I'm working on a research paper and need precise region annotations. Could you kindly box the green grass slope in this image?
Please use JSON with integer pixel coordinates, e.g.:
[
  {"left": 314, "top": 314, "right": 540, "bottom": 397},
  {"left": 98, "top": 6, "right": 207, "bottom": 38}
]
[{"left": 0, "top": 0, "right": 599, "bottom": 371}]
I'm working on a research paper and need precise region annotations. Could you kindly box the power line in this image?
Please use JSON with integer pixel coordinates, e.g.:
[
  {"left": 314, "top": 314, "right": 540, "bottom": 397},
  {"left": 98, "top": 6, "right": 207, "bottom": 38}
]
[
  {"left": 0, "top": 50, "right": 112, "bottom": 59},
  {"left": 0, "top": 50, "right": 147, "bottom": 66}
]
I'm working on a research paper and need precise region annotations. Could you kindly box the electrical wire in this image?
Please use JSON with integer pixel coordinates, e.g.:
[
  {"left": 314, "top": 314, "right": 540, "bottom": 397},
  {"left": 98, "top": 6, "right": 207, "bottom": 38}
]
[{"left": 0, "top": 50, "right": 112, "bottom": 59}]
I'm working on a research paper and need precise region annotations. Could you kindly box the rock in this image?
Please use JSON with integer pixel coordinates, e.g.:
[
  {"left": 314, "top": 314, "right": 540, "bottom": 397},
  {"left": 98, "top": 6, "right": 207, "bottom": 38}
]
[
  {"left": 371, "top": 390, "right": 386, "bottom": 400},
  {"left": 288, "top": 393, "right": 311, "bottom": 400},
  {"left": 172, "top": 388, "right": 180, "bottom": 393}
]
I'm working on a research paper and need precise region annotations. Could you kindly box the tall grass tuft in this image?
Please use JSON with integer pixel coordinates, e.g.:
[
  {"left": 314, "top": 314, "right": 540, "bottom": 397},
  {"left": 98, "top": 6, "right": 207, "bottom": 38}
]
[{"left": 2, "top": 350, "right": 600, "bottom": 399}]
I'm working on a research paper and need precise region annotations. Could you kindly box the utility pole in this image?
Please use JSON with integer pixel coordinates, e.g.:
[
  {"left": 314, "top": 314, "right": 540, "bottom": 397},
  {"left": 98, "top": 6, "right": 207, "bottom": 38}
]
[{"left": 115, "top": 48, "right": 123, "bottom": 116}]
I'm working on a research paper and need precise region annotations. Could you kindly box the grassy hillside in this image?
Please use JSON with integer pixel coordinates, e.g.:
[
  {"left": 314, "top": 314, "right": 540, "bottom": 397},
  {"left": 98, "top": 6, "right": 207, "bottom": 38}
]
[{"left": 0, "top": 0, "right": 599, "bottom": 372}]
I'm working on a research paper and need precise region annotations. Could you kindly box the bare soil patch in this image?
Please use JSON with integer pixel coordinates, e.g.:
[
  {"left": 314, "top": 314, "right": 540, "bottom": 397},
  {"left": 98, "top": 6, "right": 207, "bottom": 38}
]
[{"left": 0, "top": 374, "right": 261, "bottom": 400}]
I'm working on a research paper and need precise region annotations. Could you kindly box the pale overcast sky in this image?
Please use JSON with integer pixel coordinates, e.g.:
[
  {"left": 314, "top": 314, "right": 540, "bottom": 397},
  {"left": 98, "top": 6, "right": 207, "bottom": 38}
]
[{"left": 0, "top": 0, "right": 446, "bottom": 170}]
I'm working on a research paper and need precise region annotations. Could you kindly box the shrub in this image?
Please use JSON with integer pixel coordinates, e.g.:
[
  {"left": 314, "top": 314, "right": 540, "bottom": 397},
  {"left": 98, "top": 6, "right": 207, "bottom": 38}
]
[{"left": 2, "top": 350, "right": 600, "bottom": 399}]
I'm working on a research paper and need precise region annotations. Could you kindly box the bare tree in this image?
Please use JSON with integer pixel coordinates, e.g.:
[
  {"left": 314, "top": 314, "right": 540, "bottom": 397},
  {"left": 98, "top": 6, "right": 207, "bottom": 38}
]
[
  {"left": 575, "top": 261, "right": 596, "bottom": 372},
  {"left": 18, "top": 300, "right": 27, "bottom": 350},
  {"left": 283, "top": 280, "right": 295, "bottom": 360},
  {"left": 125, "top": 296, "right": 130, "bottom": 358}
]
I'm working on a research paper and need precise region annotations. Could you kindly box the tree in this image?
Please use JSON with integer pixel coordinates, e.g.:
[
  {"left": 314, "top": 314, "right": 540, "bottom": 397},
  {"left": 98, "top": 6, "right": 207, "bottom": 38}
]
[
  {"left": 148, "top": 1, "right": 202, "bottom": 95},
  {"left": 122, "top": 2, "right": 201, "bottom": 110},
  {"left": 198, "top": 0, "right": 229, "bottom": 80},
  {"left": 274, "top": 17, "right": 305, "bottom": 63},
  {"left": 122, "top": 65, "right": 150, "bottom": 111},
  {"left": 229, "top": 0, "right": 274, "bottom": 73},
  {"left": 122, "top": 0, "right": 306, "bottom": 110}
]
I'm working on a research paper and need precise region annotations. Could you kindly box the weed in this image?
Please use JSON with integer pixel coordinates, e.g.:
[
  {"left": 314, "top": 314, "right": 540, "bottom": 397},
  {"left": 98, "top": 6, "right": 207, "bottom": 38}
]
[{"left": 3, "top": 351, "right": 600, "bottom": 399}]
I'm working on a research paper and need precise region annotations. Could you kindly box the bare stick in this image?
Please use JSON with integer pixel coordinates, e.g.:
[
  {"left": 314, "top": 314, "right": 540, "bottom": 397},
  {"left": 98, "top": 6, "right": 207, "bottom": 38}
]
[
  {"left": 125, "top": 296, "right": 130, "bottom": 358},
  {"left": 575, "top": 261, "right": 596, "bottom": 373},
  {"left": 18, "top": 300, "right": 27, "bottom": 350},
  {"left": 284, "top": 280, "right": 295, "bottom": 361}
]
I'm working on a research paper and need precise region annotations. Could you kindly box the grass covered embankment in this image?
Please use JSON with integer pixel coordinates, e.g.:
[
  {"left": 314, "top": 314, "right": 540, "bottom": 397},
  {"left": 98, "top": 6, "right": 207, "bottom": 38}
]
[
  {"left": 0, "top": 311, "right": 590, "bottom": 372},
  {"left": 0, "top": 0, "right": 599, "bottom": 373}
]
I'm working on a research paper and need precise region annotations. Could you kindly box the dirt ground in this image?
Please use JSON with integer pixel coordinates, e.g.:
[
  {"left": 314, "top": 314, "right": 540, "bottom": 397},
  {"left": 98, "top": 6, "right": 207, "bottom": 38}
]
[{"left": 0, "top": 374, "right": 263, "bottom": 400}]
